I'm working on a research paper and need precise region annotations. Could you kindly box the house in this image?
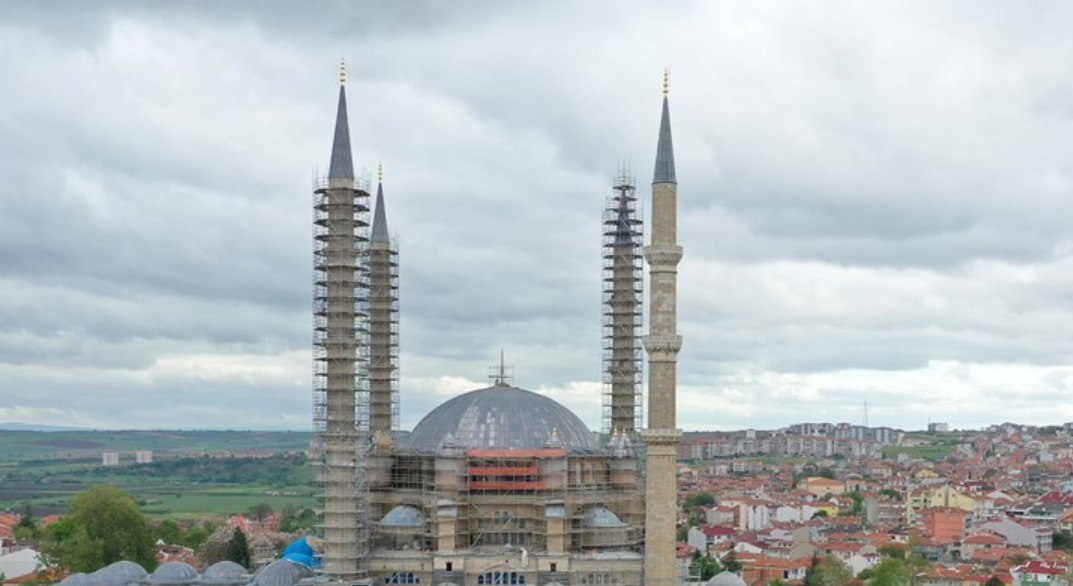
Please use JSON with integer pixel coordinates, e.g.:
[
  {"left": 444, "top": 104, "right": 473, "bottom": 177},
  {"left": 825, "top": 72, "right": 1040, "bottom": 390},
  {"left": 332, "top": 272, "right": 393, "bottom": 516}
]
[
  {"left": 962, "top": 532, "right": 1006, "bottom": 559},
  {"left": 1010, "top": 560, "right": 1069, "bottom": 586},
  {"left": 0, "top": 549, "right": 41, "bottom": 584},
  {"left": 740, "top": 555, "right": 810, "bottom": 586},
  {"left": 802, "top": 477, "right": 845, "bottom": 498},
  {"left": 688, "top": 525, "right": 737, "bottom": 554},
  {"left": 918, "top": 507, "right": 968, "bottom": 544},
  {"left": 981, "top": 518, "right": 1053, "bottom": 553}
]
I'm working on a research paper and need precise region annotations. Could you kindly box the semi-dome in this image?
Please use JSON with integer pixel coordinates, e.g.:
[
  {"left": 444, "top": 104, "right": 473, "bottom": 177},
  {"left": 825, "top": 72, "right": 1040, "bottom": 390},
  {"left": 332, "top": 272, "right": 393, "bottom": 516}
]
[
  {"left": 582, "top": 506, "right": 626, "bottom": 527},
  {"left": 380, "top": 505, "right": 424, "bottom": 527},
  {"left": 406, "top": 385, "right": 599, "bottom": 453}
]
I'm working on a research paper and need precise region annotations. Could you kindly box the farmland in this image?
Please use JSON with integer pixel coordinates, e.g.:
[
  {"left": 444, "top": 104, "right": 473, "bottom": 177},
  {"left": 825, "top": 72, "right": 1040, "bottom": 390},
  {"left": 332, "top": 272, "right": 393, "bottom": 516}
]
[{"left": 0, "top": 430, "right": 315, "bottom": 518}]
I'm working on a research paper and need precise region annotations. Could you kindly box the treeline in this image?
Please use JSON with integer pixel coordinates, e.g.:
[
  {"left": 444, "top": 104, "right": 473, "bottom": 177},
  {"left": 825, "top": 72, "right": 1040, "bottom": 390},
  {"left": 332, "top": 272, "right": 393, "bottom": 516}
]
[
  {"left": 5, "top": 454, "right": 312, "bottom": 487},
  {"left": 130, "top": 454, "right": 312, "bottom": 485}
]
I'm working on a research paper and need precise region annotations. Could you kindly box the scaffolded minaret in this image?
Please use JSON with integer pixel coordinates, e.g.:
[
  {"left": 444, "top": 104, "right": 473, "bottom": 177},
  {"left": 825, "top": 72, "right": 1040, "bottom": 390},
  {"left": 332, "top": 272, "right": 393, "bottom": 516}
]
[
  {"left": 641, "top": 71, "right": 683, "bottom": 586},
  {"left": 367, "top": 167, "right": 400, "bottom": 435},
  {"left": 312, "top": 64, "right": 369, "bottom": 581},
  {"left": 602, "top": 170, "right": 643, "bottom": 435}
]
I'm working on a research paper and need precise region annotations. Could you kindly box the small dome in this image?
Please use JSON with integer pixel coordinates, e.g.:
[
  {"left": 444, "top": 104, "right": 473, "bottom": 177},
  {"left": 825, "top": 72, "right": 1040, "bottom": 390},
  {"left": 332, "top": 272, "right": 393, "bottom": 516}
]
[
  {"left": 146, "top": 562, "right": 198, "bottom": 586},
  {"left": 582, "top": 506, "right": 626, "bottom": 527},
  {"left": 197, "top": 561, "right": 248, "bottom": 585},
  {"left": 408, "top": 386, "right": 599, "bottom": 453},
  {"left": 380, "top": 505, "right": 424, "bottom": 527},
  {"left": 252, "top": 560, "right": 314, "bottom": 586},
  {"left": 706, "top": 572, "right": 747, "bottom": 586},
  {"left": 58, "top": 574, "right": 98, "bottom": 586},
  {"left": 94, "top": 561, "right": 147, "bottom": 586}
]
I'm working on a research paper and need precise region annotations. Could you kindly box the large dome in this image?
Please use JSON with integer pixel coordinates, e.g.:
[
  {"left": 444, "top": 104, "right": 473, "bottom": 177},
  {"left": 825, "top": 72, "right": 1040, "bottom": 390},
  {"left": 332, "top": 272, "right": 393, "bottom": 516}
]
[{"left": 407, "top": 385, "right": 600, "bottom": 453}]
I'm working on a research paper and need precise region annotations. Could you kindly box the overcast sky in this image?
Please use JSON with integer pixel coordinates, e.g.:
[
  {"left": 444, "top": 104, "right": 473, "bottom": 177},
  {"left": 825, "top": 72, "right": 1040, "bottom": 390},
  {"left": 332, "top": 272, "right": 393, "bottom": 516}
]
[{"left": 1, "top": 1, "right": 1071, "bottom": 433}]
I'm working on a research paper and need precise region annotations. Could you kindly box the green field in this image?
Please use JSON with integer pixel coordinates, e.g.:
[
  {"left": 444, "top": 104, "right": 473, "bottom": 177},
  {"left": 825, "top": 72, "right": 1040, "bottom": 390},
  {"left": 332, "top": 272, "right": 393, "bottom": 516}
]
[
  {"left": 0, "top": 429, "right": 311, "bottom": 462},
  {"left": 0, "top": 430, "right": 316, "bottom": 518}
]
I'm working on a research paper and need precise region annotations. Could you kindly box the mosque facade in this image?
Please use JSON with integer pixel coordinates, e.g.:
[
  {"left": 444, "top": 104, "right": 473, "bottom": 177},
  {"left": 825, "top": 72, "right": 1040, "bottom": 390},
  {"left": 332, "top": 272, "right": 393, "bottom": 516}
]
[{"left": 312, "top": 69, "right": 683, "bottom": 586}]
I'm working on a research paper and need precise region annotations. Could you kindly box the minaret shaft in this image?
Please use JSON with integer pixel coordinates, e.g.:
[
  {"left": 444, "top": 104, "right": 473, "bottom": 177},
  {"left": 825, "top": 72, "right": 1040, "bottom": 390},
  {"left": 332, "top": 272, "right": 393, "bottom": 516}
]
[
  {"left": 313, "top": 79, "right": 368, "bottom": 580},
  {"left": 368, "top": 182, "right": 399, "bottom": 435},
  {"left": 603, "top": 173, "right": 643, "bottom": 435},
  {"left": 642, "top": 90, "right": 683, "bottom": 586}
]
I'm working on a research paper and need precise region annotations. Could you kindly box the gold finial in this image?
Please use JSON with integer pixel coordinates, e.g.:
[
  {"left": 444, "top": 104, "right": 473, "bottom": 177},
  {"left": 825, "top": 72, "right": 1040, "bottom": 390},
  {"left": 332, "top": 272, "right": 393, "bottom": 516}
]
[
  {"left": 662, "top": 68, "right": 670, "bottom": 96},
  {"left": 340, "top": 58, "right": 346, "bottom": 85},
  {"left": 378, "top": 161, "right": 383, "bottom": 183}
]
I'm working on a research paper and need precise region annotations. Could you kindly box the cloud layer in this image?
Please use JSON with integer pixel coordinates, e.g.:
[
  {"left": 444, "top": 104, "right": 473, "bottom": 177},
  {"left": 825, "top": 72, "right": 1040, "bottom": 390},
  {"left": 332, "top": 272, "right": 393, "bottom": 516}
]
[{"left": 1, "top": 1, "right": 1071, "bottom": 431}]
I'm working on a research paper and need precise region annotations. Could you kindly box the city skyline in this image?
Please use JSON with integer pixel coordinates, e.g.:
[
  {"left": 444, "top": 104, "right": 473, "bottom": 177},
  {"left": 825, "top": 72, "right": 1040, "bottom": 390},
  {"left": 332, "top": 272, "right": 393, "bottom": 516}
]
[{"left": 0, "top": 1, "right": 1071, "bottom": 432}]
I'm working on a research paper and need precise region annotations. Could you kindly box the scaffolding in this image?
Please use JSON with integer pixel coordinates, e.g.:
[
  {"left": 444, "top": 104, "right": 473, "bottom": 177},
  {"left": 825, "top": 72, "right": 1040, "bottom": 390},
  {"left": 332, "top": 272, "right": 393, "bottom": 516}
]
[
  {"left": 312, "top": 174, "right": 371, "bottom": 582},
  {"left": 365, "top": 441, "right": 645, "bottom": 586},
  {"left": 602, "top": 169, "right": 644, "bottom": 435},
  {"left": 367, "top": 230, "right": 399, "bottom": 435}
]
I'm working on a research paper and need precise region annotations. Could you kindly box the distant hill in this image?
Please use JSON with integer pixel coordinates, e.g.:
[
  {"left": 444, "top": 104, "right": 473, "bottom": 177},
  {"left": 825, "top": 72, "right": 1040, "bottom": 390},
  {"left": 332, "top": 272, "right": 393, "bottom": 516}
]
[
  {"left": 0, "top": 422, "right": 88, "bottom": 432},
  {"left": 0, "top": 429, "right": 313, "bottom": 462}
]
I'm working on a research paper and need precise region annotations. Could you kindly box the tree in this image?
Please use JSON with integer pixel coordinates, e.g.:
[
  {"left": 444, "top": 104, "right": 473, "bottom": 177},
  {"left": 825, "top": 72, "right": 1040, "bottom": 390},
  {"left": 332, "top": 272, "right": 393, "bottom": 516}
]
[
  {"left": 1053, "top": 530, "right": 1073, "bottom": 551},
  {"left": 154, "top": 520, "right": 183, "bottom": 546},
  {"left": 247, "top": 503, "right": 274, "bottom": 522},
  {"left": 983, "top": 576, "right": 1005, "bottom": 586},
  {"left": 722, "top": 548, "right": 743, "bottom": 573},
  {"left": 878, "top": 544, "right": 908, "bottom": 560},
  {"left": 869, "top": 557, "right": 920, "bottom": 586},
  {"left": 15, "top": 503, "right": 38, "bottom": 540},
  {"left": 880, "top": 488, "right": 901, "bottom": 500},
  {"left": 690, "top": 553, "right": 721, "bottom": 581},
  {"left": 804, "top": 554, "right": 853, "bottom": 586},
  {"left": 278, "top": 505, "right": 316, "bottom": 533},
  {"left": 199, "top": 527, "right": 236, "bottom": 565},
  {"left": 181, "top": 523, "right": 212, "bottom": 550},
  {"left": 840, "top": 492, "right": 864, "bottom": 517},
  {"left": 685, "top": 492, "right": 716, "bottom": 508},
  {"left": 676, "top": 524, "right": 690, "bottom": 542},
  {"left": 40, "top": 486, "right": 157, "bottom": 572},
  {"left": 225, "top": 528, "right": 250, "bottom": 570}
]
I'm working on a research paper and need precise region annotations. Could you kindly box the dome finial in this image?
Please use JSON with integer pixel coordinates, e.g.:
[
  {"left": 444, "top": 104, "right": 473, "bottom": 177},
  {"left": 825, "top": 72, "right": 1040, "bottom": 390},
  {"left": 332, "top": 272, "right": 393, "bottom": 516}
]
[
  {"left": 340, "top": 58, "right": 346, "bottom": 85},
  {"left": 662, "top": 68, "right": 670, "bottom": 96},
  {"left": 378, "top": 161, "right": 383, "bottom": 183}
]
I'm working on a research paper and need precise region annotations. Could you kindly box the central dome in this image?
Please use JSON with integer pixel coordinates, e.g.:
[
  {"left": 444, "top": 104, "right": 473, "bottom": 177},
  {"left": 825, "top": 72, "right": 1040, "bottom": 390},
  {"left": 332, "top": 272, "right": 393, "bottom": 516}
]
[{"left": 407, "top": 385, "right": 600, "bottom": 453}]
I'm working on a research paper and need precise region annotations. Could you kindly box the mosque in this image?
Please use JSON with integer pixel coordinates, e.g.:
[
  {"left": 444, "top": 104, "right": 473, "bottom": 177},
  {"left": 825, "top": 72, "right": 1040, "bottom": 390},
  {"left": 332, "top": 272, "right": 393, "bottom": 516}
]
[
  {"left": 54, "top": 68, "right": 686, "bottom": 586},
  {"left": 306, "top": 67, "right": 685, "bottom": 586}
]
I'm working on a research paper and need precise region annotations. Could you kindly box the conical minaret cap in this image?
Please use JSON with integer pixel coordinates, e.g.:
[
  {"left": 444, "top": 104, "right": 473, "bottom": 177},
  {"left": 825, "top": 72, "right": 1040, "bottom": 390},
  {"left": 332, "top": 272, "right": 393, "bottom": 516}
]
[
  {"left": 371, "top": 180, "right": 390, "bottom": 243},
  {"left": 328, "top": 85, "right": 355, "bottom": 180},
  {"left": 653, "top": 85, "right": 677, "bottom": 184}
]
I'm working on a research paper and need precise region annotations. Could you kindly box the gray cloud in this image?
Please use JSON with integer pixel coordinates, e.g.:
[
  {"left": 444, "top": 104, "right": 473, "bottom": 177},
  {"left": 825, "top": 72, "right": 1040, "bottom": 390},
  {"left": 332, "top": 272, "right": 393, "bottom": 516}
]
[{"left": 1, "top": 1, "right": 1071, "bottom": 432}]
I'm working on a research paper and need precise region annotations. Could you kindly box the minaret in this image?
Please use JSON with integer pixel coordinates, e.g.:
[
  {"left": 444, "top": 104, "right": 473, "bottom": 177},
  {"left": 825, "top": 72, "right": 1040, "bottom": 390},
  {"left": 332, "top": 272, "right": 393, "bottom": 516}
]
[
  {"left": 602, "top": 169, "right": 643, "bottom": 435},
  {"left": 367, "top": 165, "right": 400, "bottom": 435},
  {"left": 642, "top": 70, "right": 683, "bottom": 586},
  {"left": 312, "top": 62, "right": 369, "bottom": 580}
]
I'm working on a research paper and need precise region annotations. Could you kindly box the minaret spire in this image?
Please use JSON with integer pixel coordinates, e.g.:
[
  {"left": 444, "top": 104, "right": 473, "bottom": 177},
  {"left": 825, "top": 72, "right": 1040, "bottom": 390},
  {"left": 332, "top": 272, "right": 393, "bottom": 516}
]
[
  {"left": 642, "top": 69, "right": 684, "bottom": 586},
  {"left": 328, "top": 61, "right": 354, "bottom": 182},
  {"left": 653, "top": 70, "right": 677, "bottom": 185},
  {"left": 371, "top": 164, "right": 390, "bottom": 243}
]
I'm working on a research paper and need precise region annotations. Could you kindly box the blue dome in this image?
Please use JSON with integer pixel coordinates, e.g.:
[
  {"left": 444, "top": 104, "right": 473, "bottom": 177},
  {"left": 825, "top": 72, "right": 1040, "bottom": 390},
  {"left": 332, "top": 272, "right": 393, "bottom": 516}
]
[{"left": 407, "top": 386, "right": 599, "bottom": 453}]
